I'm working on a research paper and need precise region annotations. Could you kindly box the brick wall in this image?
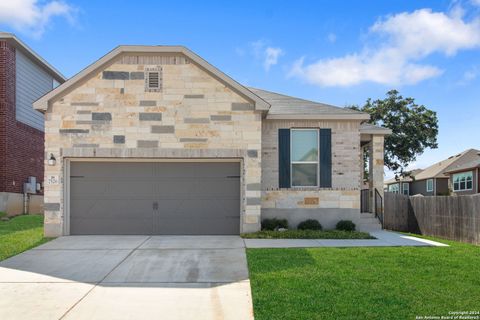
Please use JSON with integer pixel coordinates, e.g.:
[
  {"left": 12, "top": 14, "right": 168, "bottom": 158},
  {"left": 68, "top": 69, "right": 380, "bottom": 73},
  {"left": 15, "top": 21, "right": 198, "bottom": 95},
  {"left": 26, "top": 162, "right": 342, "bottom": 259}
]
[{"left": 0, "top": 40, "right": 44, "bottom": 194}]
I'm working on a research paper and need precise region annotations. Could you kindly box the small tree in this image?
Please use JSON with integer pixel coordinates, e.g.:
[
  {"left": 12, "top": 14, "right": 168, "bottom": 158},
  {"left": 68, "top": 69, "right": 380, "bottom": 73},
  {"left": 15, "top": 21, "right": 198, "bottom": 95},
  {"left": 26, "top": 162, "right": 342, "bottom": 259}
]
[{"left": 350, "top": 90, "right": 439, "bottom": 177}]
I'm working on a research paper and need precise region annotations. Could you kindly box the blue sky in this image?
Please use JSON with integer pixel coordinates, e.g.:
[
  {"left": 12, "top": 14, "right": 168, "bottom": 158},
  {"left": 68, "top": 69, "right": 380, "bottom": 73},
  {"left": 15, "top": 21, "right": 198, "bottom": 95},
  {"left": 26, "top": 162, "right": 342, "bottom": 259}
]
[{"left": 1, "top": 0, "right": 479, "bottom": 177}]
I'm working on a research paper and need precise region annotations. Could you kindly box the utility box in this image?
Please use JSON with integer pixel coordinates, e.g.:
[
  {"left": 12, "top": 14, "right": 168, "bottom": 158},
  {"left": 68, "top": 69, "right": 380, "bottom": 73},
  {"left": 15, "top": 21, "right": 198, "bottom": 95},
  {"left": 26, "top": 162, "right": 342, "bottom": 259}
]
[{"left": 23, "top": 176, "right": 37, "bottom": 194}]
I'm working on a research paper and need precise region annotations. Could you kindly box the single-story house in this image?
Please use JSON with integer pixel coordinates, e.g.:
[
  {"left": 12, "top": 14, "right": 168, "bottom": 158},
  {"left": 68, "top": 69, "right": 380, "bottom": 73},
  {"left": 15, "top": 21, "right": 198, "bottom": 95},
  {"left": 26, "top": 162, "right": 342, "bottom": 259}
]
[
  {"left": 0, "top": 33, "right": 65, "bottom": 215},
  {"left": 385, "top": 148, "right": 479, "bottom": 196},
  {"left": 33, "top": 45, "right": 391, "bottom": 237}
]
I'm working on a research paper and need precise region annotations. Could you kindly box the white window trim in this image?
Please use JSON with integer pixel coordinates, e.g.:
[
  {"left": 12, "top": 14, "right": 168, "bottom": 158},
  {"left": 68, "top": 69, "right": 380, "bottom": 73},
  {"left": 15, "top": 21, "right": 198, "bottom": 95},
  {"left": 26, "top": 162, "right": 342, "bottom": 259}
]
[
  {"left": 402, "top": 183, "right": 409, "bottom": 195},
  {"left": 388, "top": 183, "right": 400, "bottom": 194},
  {"left": 452, "top": 171, "right": 473, "bottom": 192},
  {"left": 426, "top": 179, "right": 434, "bottom": 192},
  {"left": 290, "top": 128, "right": 319, "bottom": 188}
]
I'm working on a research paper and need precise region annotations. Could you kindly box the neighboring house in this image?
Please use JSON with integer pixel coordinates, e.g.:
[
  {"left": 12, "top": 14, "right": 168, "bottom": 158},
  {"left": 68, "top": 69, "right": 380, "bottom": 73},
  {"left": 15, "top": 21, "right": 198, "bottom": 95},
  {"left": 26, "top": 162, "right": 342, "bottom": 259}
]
[
  {"left": 444, "top": 150, "right": 480, "bottom": 195},
  {"left": 385, "top": 149, "right": 480, "bottom": 196},
  {"left": 0, "top": 33, "right": 65, "bottom": 215},
  {"left": 33, "top": 45, "right": 390, "bottom": 237},
  {"left": 384, "top": 169, "right": 423, "bottom": 195}
]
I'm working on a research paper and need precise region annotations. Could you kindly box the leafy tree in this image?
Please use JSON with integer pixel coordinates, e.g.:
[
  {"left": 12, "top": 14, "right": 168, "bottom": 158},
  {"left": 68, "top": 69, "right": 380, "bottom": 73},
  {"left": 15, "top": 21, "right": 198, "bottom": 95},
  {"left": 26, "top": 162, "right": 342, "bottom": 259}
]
[{"left": 350, "top": 90, "right": 439, "bottom": 177}]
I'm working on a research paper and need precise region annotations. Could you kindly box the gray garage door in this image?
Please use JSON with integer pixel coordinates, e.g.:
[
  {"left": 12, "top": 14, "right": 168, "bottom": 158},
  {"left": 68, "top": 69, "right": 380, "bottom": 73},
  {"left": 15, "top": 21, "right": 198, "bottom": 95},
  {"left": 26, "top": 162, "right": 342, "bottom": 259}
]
[{"left": 70, "top": 162, "right": 240, "bottom": 235}]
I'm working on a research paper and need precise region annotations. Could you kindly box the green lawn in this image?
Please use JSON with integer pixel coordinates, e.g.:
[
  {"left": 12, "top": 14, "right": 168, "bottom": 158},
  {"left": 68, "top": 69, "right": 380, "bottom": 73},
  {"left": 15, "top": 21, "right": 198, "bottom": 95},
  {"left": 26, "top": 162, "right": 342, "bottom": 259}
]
[
  {"left": 241, "top": 230, "right": 374, "bottom": 239},
  {"left": 0, "top": 215, "right": 52, "bottom": 261},
  {"left": 247, "top": 237, "right": 480, "bottom": 320}
]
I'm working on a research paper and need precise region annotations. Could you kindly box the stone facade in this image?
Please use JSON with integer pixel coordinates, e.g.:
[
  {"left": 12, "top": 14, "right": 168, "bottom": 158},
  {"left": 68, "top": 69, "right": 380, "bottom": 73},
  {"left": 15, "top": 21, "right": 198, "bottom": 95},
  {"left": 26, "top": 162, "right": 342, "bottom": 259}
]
[
  {"left": 368, "top": 135, "right": 385, "bottom": 207},
  {"left": 261, "top": 119, "right": 364, "bottom": 229},
  {"left": 41, "top": 48, "right": 387, "bottom": 236},
  {"left": 43, "top": 54, "right": 262, "bottom": 236}
]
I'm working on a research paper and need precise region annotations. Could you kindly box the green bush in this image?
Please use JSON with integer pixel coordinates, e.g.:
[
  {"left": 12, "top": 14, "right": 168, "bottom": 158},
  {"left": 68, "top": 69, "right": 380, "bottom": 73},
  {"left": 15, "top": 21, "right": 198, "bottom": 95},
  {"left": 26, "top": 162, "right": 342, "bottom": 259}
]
[
  {"left": 241, "top": 230, "right": 374, "bottom": 239},
  {"left": 336, "top": 220, "right": 356, "bottom": 231},
  {"left": 261, "top": 218, "right": 288, "bottom": 231},
  {"left": 0, "top": 212, "right": 6, "bottom": 218},
  {"left": 297, "top": 219, "right": 322, "bottom": 231}
]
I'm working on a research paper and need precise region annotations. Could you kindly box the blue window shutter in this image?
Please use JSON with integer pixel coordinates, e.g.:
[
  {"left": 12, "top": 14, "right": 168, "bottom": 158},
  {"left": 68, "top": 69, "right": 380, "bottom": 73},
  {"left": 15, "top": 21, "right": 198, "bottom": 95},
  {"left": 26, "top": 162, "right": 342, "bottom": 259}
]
[
  {"left": 278, "top": 129, "right": 291, "bottom": 188},
  {"left": 320, "top": 129, "right": 332, "bottom": 187}
]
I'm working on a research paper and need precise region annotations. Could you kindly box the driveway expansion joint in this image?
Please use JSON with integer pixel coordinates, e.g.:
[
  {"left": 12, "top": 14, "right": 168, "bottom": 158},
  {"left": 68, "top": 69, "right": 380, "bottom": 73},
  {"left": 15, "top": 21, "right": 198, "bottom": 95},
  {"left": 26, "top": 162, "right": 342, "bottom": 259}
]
[{"left": 58, "top": 236, "right": 152, "bottom": 320}]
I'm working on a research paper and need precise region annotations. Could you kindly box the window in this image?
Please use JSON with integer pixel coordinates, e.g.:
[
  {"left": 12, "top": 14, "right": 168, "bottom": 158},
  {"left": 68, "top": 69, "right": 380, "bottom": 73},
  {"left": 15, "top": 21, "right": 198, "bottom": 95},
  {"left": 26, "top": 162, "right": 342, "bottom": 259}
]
[
  {"left": 291, "top": 129, "right": 319, "bottom": 187},
  {"left": 453, "top": 171, "right": 473, "bottom": 191},
  {"left": 402, "top": 183, "right": 409, "bottom": 195},
  {"left": 145, "top": 67, "right": 162, "bottom": 92},
  {"left": 388, "top": 183, "right": 399, "bottom": 193},
  {"left": 426, "top": 179, "right": 434, "bottom": 192}
]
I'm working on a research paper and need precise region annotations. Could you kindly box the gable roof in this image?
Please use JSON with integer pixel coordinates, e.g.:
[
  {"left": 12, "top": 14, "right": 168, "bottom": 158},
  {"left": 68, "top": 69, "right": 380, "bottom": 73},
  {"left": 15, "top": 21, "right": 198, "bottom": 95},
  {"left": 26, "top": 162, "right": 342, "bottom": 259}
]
[
  {"left": 444, "top": 149, "right": 480, "bottom": 174},
  {"left": 33, "top": 45, "right": 270, "bottom": 111},
  {"left": 414, "top": 149, "right": 480, "bottom": 180},
  {"left": 385, "top": 169, "right": 423, "bottom": 185},
  {"left": 248, "top": 87, "right": 370, "bottom": 120},
  {"left": 0, "top": 32, "right": 65, "bottom": 83}
]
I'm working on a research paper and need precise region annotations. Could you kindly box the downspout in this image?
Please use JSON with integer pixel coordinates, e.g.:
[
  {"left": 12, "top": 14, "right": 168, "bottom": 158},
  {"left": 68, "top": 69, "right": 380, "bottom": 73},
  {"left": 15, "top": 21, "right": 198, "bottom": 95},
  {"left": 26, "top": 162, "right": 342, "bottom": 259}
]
[
  {"left": 23, "top": 193, "right": 29, "bottom": 215},
  {"left": 477, "top": 168, "right": 479, "bottom": 193}
]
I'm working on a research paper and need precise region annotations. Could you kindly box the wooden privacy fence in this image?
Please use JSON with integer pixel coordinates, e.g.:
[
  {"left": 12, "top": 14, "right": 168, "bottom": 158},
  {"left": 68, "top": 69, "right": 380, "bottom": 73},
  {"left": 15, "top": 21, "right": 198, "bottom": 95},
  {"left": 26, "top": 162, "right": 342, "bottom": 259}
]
[{"left": 384, "top": 193, "right": 480, "bottom": 245}]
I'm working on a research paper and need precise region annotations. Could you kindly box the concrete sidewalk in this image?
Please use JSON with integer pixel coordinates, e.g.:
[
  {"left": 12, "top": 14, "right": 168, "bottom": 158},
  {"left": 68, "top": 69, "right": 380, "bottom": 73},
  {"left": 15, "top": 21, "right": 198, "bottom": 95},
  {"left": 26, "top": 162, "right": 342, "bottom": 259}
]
[{"left": 243, "top": 230, "right": 449, "bottom": 248}]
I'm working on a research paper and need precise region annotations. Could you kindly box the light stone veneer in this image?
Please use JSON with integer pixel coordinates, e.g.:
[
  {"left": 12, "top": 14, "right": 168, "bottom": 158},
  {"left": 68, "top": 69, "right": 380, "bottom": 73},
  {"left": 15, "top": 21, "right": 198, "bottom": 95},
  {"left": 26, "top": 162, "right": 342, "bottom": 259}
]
[
  {"left": 261, "top": 120, "right": 364, "bottom": 229},
  {"left": 43, "top": 54, "right": 262, "bottom": 236}
]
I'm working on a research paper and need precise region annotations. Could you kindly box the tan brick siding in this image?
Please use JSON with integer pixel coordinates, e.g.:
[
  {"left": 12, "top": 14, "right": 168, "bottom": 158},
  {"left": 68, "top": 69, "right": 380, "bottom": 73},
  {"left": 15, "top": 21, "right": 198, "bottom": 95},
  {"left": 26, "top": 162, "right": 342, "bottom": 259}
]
[{"left": 261, "top": 119, "right": 362, "bottom": 211}]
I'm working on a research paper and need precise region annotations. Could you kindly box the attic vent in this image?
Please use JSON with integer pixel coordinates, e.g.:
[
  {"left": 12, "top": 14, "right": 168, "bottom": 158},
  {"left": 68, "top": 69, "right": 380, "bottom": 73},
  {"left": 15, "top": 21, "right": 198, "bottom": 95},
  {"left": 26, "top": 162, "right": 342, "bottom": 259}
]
[{"left": 145, "top": 67, "right": 162, "bottom": 92}]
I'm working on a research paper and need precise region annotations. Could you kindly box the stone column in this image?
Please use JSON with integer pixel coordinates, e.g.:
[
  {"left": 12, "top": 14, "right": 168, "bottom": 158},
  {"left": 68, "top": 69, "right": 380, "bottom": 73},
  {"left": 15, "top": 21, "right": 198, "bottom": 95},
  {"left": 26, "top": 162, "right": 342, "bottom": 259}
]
[
  {"left": 368, "top": 135, "right": 385, "bottom": 212},
  {"left": 360, "top": 145, "right": 366, "bottom": 188}
]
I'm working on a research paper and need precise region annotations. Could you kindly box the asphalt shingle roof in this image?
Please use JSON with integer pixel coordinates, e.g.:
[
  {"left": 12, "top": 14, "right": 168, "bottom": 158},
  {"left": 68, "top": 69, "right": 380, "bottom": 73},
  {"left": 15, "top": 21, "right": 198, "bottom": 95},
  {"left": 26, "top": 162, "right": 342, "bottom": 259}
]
[
  {"left": 248, "top": 87, "right": 368, "bottom": 117},
  {"left": 415, "top": 149, "right": 480, "bottom": 180},
  {"left": 385, "top": 169, "right": 424, "bottom": 184},
  {"left": 444, "top": 149, "right": 480, "bottom": 173}
]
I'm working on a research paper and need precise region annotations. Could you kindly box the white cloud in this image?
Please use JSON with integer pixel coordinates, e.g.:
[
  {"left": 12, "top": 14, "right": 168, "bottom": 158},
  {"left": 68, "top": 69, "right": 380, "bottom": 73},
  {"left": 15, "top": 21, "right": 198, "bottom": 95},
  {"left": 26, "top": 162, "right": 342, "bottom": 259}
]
[
  {"left": 249, "top": 40, "right": 284, "bottom": 71},
  {"left": 290, "top": 8, "right": 480, "bottom": 87},
  {"left": 471, "top": 0, "right": 480, "bottom": 7},
  {"left": 264, "top": 47, "right": 284, "bottom": 71},
  {"left": 0, "top": 0, "right": 75, "bottom": 37}
]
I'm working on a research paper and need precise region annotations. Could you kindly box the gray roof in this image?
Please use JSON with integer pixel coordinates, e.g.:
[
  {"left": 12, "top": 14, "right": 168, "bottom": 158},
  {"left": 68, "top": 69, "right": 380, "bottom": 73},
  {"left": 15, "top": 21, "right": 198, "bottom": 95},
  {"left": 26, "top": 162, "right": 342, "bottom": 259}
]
[
  {"left": 359, "top": 123, "right": 392, "bottom": 134},
  {"left": 385, "top": 169, "right": 424, "bottom": 185},
  {"left": 0, "top": 32, "right": 65, "bottom": 82},
  {"left": 248, "top": 87, "right": 370, "bottom": 120},
  {"left": 444, "top": 149, "right": 480, "bottom": 173},
  {"left": 415, "top": 148, "right": 480, "bottom": 180}
]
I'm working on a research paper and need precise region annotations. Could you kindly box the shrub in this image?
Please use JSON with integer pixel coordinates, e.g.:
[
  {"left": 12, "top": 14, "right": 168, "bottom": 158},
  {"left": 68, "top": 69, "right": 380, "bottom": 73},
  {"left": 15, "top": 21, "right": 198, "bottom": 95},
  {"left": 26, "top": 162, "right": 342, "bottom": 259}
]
[
  {"left": 261, "top": 218, "right": 288, "bottom": 231},
  {"left": 297, "top": 219, "right": 322, "bottom": 231},
  {"left": 336, "top": 220, "right": 356, "bottom": 231}
]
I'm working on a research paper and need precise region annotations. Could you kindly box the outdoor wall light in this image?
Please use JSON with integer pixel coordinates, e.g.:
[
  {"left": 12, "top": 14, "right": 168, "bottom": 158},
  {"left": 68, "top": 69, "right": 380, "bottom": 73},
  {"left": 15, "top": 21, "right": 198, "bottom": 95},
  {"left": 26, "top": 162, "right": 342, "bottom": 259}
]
[{"left": 48, "top": 153, "right": 56, "bottom": 166}]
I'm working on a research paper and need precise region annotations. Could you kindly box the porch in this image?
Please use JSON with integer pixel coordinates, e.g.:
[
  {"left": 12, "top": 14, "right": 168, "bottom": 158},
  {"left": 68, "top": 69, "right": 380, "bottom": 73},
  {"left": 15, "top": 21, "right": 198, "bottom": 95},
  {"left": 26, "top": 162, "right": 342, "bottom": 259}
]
[{"left": 359, "top": 124, "right": 390, "bottom": 226}]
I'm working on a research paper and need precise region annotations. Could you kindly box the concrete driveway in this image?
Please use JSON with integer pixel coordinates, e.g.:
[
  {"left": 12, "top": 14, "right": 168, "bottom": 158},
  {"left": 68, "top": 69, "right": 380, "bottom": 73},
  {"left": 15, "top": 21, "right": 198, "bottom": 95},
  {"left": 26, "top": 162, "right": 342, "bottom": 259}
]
[{"left": 0, "top": 236, "right": 253, "bottom": 320}]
